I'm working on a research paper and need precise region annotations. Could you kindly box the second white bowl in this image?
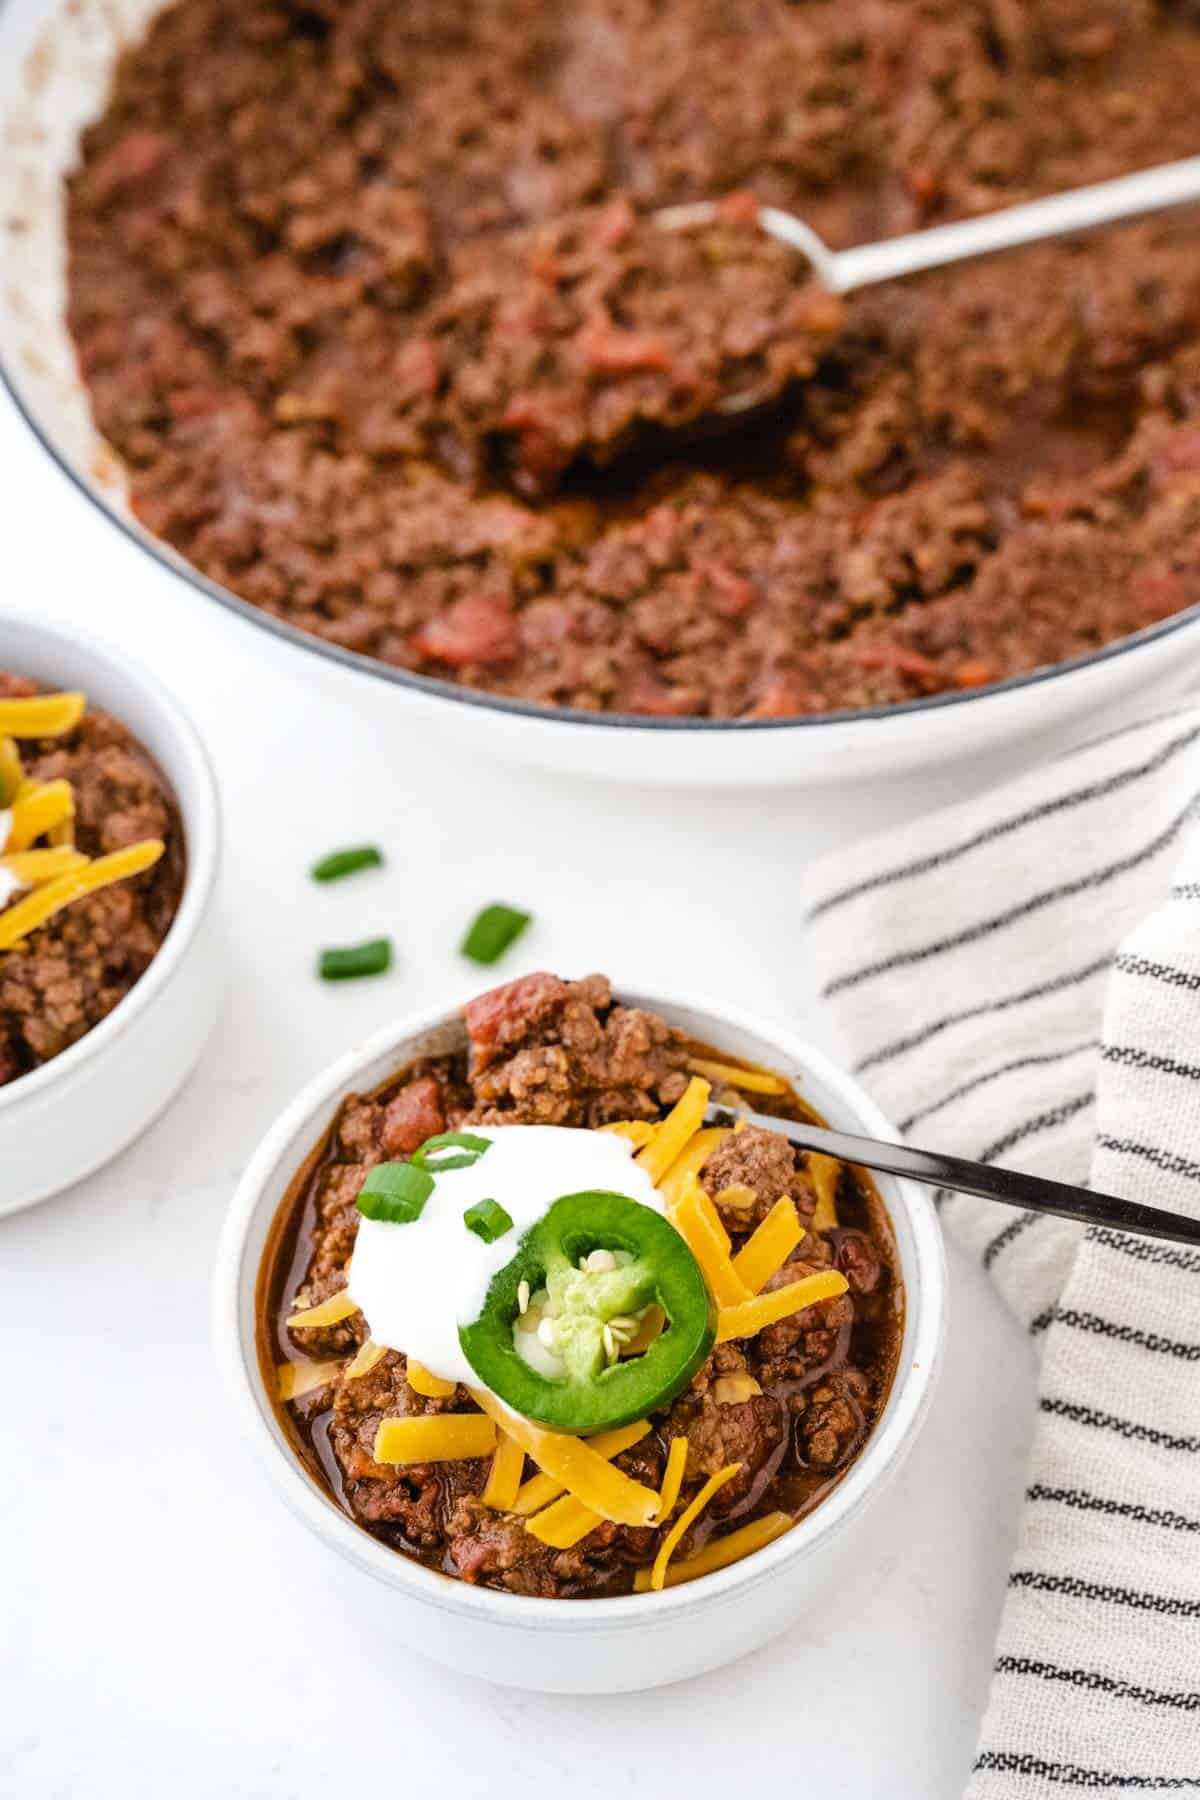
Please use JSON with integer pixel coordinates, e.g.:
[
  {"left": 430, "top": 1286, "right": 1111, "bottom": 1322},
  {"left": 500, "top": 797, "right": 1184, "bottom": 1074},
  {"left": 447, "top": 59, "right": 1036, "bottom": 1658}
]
[{"left": 0, "top": 611, "right": 222, "bottom": 1216}]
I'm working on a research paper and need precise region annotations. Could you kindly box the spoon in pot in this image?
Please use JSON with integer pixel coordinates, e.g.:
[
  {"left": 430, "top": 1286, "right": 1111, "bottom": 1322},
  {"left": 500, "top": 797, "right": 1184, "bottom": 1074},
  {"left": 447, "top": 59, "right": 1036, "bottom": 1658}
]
[
  {"left": 704, "top": 1100, "right": 1200, "bottom": 1249},
  {"left": 658, "top": 153, "right": 1200, "bottom": 302}
]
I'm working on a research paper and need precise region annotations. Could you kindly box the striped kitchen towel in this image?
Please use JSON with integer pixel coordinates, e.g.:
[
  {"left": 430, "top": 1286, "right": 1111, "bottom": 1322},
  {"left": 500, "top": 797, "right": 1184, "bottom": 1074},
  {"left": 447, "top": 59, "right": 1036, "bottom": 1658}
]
[{"left": 802, "top": 698, "right": 1200, "bottom": 1798}]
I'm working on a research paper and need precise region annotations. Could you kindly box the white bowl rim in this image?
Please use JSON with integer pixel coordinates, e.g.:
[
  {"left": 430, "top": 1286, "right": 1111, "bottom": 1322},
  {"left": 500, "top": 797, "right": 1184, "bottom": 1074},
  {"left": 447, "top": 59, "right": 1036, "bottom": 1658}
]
[
  {"left": 2, "top": 328, "right": 1199, "bottom": 737},
  {"left": 0, "top": 606, "right": 221, "bottom": 1113},
  {"left": 213, "top": 982, "right": 947, "bottom": 1632}
]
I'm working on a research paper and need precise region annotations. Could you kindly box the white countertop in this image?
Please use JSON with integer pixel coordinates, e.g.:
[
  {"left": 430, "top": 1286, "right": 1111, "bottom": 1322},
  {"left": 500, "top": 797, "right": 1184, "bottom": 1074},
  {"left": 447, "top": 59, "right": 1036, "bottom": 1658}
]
[{"left": 0, "top": 380, "right": 1044, "bottom": 1799}]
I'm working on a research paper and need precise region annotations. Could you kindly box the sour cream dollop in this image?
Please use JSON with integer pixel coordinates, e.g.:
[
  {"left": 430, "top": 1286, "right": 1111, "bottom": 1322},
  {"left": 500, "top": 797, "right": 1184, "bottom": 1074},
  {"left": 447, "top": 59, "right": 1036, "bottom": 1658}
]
[{"left": 347, "top": 1124, "right": 662, "bottom": 1394}]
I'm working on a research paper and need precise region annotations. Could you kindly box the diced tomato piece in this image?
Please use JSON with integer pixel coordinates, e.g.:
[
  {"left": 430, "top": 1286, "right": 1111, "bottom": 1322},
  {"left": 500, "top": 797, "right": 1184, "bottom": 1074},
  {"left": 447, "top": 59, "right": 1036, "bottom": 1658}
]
[
  {"left": 578, "top": 310, "right": 672, "bottom": 376},
  {"left": 381, "top": 1076, "right": 446, "bottom": 1158},
  {"left": 717, "top": 189, "right": 761, "bottom": 229},
  {"left": 410, "top": 595, "right": 521, "bottom": 668},
  {"left": 464, "top": 973, "right": 568, "bottom": 1070},
  {"left": 91, "top": 130, "right": 170, "bottom": 200},
  {"left": 953, "top": 658, "right": 997, "bottom": 689}
]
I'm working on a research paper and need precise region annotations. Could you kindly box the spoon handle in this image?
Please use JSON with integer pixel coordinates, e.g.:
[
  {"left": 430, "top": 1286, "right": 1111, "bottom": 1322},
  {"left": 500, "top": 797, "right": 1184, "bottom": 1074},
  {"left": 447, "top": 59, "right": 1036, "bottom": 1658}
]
[
  {"left": 784, "top": 155, "right": 1200, "bottom": 295},
  {"left": 705, "top": 1101, "right": 1200, "bottom": 1248}
]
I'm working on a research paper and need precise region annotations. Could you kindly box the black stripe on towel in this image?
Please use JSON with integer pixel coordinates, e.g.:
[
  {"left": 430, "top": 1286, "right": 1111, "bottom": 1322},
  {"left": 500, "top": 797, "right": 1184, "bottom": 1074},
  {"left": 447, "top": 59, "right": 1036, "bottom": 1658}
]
[
  {"left": 822, "top": 798, "right": 1196, "bottom": 997},
  {"left": 1087, "top": 1229, "right": 1200, "bottom": 1276},
  {"left": 993, "top": 1657, "right": 1200, "bottom": 1712},
  {"left": 1008, "top": 1572, "right": 1200, "bottom": 1617},
  {"left": 1114, "top": 953, "right": 1200, "bottom": 993},
  {"left": 857, "top": 955, "right": 1112, "bottom": 1074},
  {"left": 1025, "top": 1485, "right": 1200, "bottom": 1535},
  {"left": 898, "top": 1042, "right": 1096, "bottom": 1132},
  {"left": 979, "top": 1092, "right": 1094, "bottom": 1164},
  {"left": 1096, "top": 1137, "right": 1200, "bottom": 1184},
  {"left": 806, "top": 720, "right": 1200, "bottom": 922},
  {"left": 1100, "top": 1045, "right": 1200, "bottom": 1084},
  {"left": 974, "top": 1751, "right": 1200, "bottom": 1788},
  {"left": 1053, "top": 1309, "right": 1200, "bottom": 1361},
  {"left": 1039, "top": 1397, "right": 1200, "bottom": 1454},
  {"left": 982, "top": 1210, "right": 1040, "bottom": 1270}
]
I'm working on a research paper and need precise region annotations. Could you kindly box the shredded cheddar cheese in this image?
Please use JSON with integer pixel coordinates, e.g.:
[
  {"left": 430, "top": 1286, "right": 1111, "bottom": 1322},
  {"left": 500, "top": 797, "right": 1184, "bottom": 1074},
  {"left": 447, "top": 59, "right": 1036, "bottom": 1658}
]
[
  {"left": 472, "top": 1391, "right": 659, "bottom": 1527},
  {"left": 716, "top": 1269, "right": 848, "bottom": 1343},
  {"left": 0, "top": 738, "right": 22, "bottom": 807},
  {"left": 0, "top": 847, "right": 89, "bottom": 886},
  {"left": 0, "top": 840, "right": 165, "bottom": 952},
  {"left": 657, "top": 1124, "right": 729, "bottom": 1209},
  {"left": 599, "top": 1119, "right": 656, "bottom": 1146},
  {"left": 0, "top": 691, "right": 87, "bottom": 738},
  {"left": 713, "top": 1374, "right": 763, "bottom": 1404},
  {"left": 730, "top": 1196, "right": 804, "bottom": 1295},
  {"left": 808, "top": 1152, "right": 842, "bottom": 1233},
  {"left": 635, "top": 1076, "right": 709, "bottom": 1184},
  {"left": 374, "top": 1413, "right": 498, "bottom": 1464},
  {"left": 686, "top": 1056, "right": 786, "bottom": 1096},
  {"left": 277, "top": 1358, "right": 343, "bottom": 1401},
  {"left": 7, "top": 780, "right": 74, "bottom": 852},
  {"left": 345, "top": 1339, "right": 387, "bottom": 1380},
  {"left": 648, "top": 1462, "right": 743, "bottom": 1591},
  {"left": 634, "top": 1511, "right": 793, "bottom": 1590},
  {"left": 406, "top": 1358, "right": 456, "bottom": 1398},
  {"left": 672, "top": 1172, "right": 751, "bottom": 1308},
  {"left": 286, "top": 1290, "right": 361, "bottom": 1330},
  {"left": 712, "top": 1182, "right": 756, "bottom": 1212},
  {"left": 525, "top": 1493, "right": 603, "bottom": 1550},
  {"left": 657, "top": 1436, "right": 688, "bottom": 1519},
  {"left": 512, "top": 1419, "right": 652, "bottom": 1516},
  {"left": 481, "top": 1430, "right": 526, "bottom": 1510}
]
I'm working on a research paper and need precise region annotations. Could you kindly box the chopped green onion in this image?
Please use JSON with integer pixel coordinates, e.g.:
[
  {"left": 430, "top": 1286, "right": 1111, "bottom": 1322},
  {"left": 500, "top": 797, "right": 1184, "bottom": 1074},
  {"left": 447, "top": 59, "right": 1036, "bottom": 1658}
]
[
  {"left": 410, "top": 1130, "right": 492, "bottom": 1173},
  {"left": 419, "top": 1132, "right": 492, "bottom": 1155},
  {"left": 311, "top": 845, "right": 385, "bottom": 883},
  {"left": 356, "top": 1160, "right": 434, "bottom": 1224},
  {"left": 460, "top": 903, "right": 531, "bottom": 966},
  {"left": 319, "top": 938, "right": 393, "bottom": 981},
  {"left": 463, "top": 1198, "right": 514, "bottom": 1244},
  {"left": 411, "top": 1150, "right": 480, "bottom": 1172}
]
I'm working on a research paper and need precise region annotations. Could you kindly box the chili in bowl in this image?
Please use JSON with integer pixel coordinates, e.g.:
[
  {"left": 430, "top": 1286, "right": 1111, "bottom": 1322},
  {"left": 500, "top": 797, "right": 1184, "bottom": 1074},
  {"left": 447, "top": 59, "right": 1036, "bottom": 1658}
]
[
  {"left": 0, "top": 614, "right": 221, "bottom": 1214},
  {"left": 215, "top": 975, "right": 944, "bottom": 1691}
]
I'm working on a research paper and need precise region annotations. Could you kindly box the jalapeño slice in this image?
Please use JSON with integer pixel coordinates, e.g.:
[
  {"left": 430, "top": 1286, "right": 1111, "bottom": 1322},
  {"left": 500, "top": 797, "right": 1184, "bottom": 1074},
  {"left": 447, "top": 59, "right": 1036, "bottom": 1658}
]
[{"left": 459, "top": 1190, "right": 715, "bottom": 1433}]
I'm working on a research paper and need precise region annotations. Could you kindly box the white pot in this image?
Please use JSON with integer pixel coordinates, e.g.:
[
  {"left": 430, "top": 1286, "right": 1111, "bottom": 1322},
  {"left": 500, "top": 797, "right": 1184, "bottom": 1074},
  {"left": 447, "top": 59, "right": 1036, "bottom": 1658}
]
[
  {"left": 213, "top": 986, "right": 946, "bottom": 1693},
  {"left": 0, "top": 610, "right": 222, "bottom": 1215},
  {"left": 3, "top": 0, "right": 1199, "bottom": 787}
]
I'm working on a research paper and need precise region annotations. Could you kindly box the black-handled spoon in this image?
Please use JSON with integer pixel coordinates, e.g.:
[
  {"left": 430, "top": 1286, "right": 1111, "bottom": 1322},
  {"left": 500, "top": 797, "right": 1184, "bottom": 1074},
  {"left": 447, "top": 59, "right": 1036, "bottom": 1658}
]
[{"left": 704, "top": 1101, "right": 1200, "bottom": 1249}]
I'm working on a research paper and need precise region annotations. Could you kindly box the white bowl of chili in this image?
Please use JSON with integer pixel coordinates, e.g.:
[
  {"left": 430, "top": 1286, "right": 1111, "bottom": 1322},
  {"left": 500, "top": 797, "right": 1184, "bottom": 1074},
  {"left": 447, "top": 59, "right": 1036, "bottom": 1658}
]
[
  {"left": 214, "top": 983, "right": 945, "bottom": 1693},
  {"left": 0, "top": 611, "right": 222, "bottom": 1214}
]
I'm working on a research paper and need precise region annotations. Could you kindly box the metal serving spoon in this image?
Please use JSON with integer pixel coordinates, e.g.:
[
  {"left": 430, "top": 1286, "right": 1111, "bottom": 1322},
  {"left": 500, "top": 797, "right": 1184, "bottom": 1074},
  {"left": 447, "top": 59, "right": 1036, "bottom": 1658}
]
[
  {"left": 658, "top": 153, "right": 1200, "bottom": 299},
  {"left": 704, "top": 1101, "right": 1200, "bottom": 1249}
]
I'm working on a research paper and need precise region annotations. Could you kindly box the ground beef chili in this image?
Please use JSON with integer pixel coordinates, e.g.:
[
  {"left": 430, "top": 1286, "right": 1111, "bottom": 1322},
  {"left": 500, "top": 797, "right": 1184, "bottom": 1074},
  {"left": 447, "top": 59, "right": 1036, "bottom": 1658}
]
[
  {"left": 67, "top": 0, "right": 1200, "bottom": 720},
  {"left": 260, "top": 973, "right": 903, "bottom": 1598},
  {"left": 0, "top": 674, "right": 185, "bottom": 1087}
]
